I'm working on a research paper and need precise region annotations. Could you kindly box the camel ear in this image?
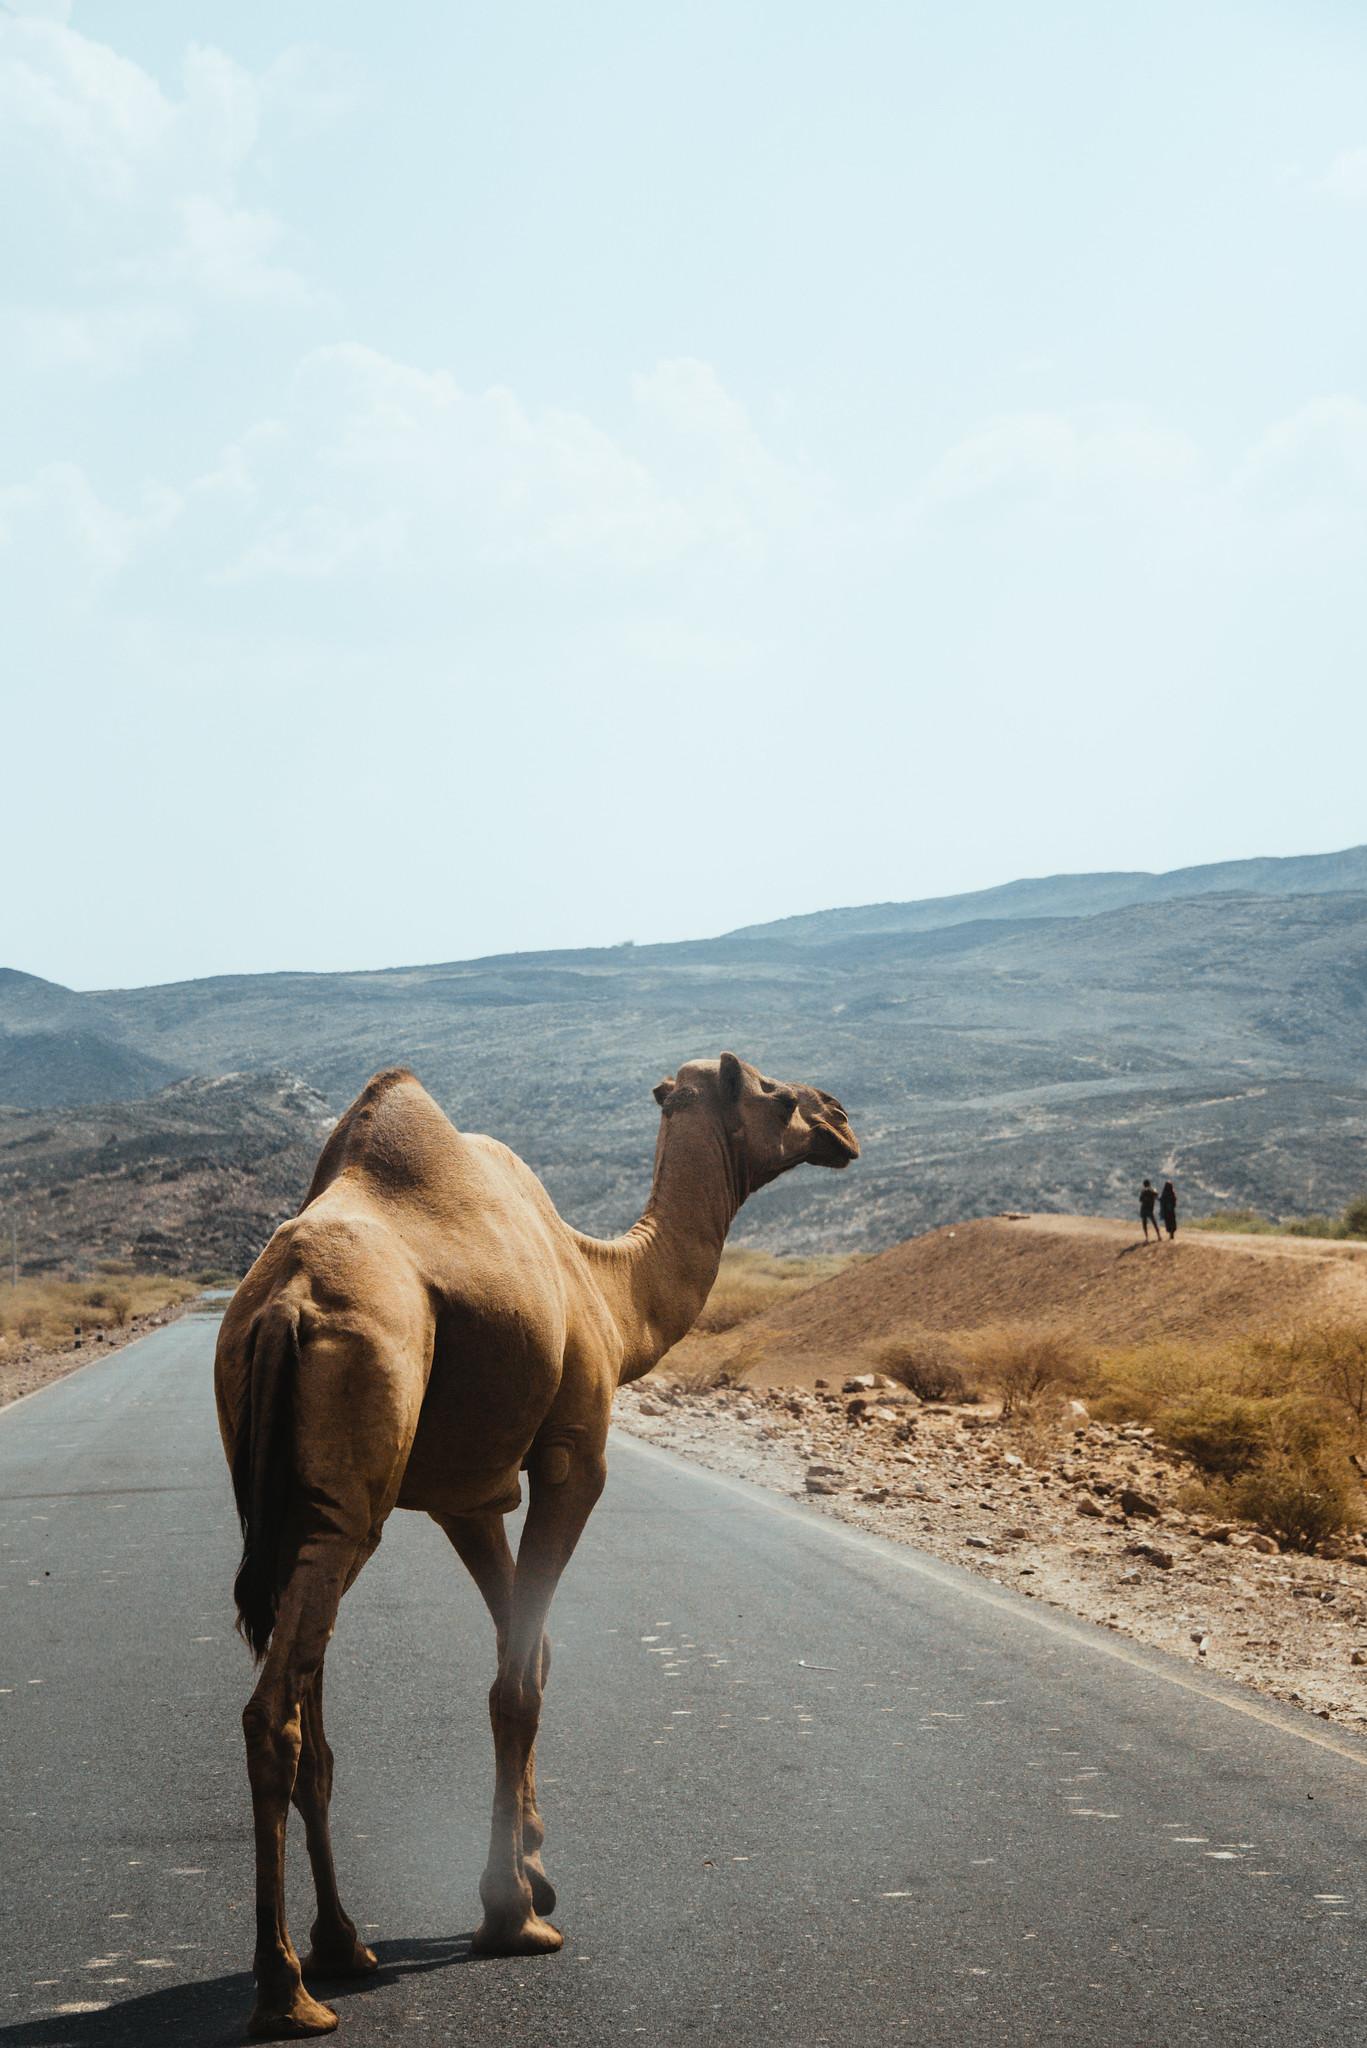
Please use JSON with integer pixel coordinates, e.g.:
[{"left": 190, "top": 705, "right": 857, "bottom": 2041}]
[
  {"left": 718, "top": 1051, "right": 744, "bottom": 1104},
  {"left": 653, "top": 1076, "right": 676, "bottom": 1108}
]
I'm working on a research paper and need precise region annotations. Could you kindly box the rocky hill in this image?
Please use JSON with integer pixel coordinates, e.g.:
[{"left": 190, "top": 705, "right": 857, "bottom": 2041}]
[
  {"left": 0, "top": 1073, "right": 334, "bottom": 1275},
  {"left": 5, "top": 846, "right": 1367, "bottom": 1270}
]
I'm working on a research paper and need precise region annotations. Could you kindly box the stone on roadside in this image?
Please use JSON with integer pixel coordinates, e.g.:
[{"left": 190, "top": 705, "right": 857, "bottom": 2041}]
[
  {"left": 1126, "top": 1540, "right": 1175, "bottom": 1570},
  {"left": 843, "top": 1374, "right": 876, "bottom": 1393},
  {"left": 1228, "top": 1530, "right": 1280, "bottom": 1555},
  {"left": 1076, "top": 1495, "right": 1105, "bottom": 1518},
  {"left": 1118, "top": 1487, "right": 1161, "bottom": 1520}
]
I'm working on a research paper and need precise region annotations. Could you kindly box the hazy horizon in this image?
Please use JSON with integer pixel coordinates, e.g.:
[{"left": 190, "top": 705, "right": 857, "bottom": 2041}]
[{"left": 5, "top": 1, "right": 1367, "bottom": 988}]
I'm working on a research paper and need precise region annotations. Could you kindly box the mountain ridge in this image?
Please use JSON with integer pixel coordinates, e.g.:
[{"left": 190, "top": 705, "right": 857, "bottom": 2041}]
[{"left": 5, "top": 845, "right": 1367, "bottom": 1268}]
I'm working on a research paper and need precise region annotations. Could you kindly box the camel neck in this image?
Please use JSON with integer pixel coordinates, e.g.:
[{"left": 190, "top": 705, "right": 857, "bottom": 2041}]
[{"left": 589, "top": 1105, "right": 747, "bottom": 1384}]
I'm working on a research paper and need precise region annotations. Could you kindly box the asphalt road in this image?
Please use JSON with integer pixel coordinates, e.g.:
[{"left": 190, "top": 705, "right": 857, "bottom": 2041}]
[{"left": 2, "top": 1312, "right": 1365, "bottom": 2048}]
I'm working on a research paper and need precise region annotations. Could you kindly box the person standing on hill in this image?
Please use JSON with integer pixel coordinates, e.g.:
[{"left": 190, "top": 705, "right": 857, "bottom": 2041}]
[
  {"left": 1160, "top": 1180, "right": 1178, "bottom": 1239},
  {"left": 1139, "top": 1179, "right": 1161, "bottom": 1242}
]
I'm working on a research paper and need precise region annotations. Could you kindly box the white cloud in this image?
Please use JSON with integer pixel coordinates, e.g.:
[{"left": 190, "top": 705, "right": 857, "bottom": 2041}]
[
  {"left": 215, "top": 346, "right": 802, "bottom": 583},
  {"left": 121, "top": 195, "right": 317, "bottom": 306},
  {"left": 1318, "top": 147, "right": 1367, "bottom": 204},
  {"left": 0, "top": 13, "right": 345, "bottom": 350},
  {"left": 1233, "top": 396, "right": 1367, "bottom": 517},
  {"left": 0, "top": 461, "right": 180, "bottom": 580},
  {"left": 921, "top": 407, "right": 1201, "bottom": 508},
  {"left": 0, "top": 343, "right": 818, "bottom": 601},
  {"left": 1, "top": 301, "right": 189, "bottom": 374}
]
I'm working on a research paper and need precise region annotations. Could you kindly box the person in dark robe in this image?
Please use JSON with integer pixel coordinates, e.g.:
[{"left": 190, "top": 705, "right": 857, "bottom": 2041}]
[{"left": 1160, "top": 1180, "right": 1177, "bottom": 1239}]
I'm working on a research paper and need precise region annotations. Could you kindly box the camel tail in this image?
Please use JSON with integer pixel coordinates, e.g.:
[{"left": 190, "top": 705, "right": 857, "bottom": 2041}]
[{"left": 230, "top": 1305, "right": 298, "bottom": 1663}]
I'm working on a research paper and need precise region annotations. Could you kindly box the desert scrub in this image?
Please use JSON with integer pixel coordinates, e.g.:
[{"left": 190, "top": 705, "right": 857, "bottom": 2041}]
[
  {"left": 866, "top": 1328, "right": 976, "bottom": 1404},
  {"left": 972, "top": 1323, "right": 1093, "bottom": 1419},
  {"left": 693, "top": 1248, "right": 857, "bottom": 1335},
  {"left": 0, "top": 1272, "right": 197, "bottom": 1352},
  {"left": 1189, "top": 1191, "right": 1367, "bottom": 1239},
  {"left": 1229, "top": 1451, "right": 1357, "bottom": 1553}
]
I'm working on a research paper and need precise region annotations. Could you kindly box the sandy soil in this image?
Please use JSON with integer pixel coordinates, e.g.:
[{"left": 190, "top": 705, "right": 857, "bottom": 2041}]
[
  {"left": 615, "top": 1377, "right": 1367, "bottom": 1731},
  {"left": 0, "top": 1300, "right": 195, "bottom": 1410}
]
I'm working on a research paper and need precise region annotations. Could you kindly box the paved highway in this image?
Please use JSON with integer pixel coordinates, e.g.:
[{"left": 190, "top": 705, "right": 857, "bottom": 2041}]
[{"left": 2, "top": 1312, "right": 1365, "bottom": 2047}]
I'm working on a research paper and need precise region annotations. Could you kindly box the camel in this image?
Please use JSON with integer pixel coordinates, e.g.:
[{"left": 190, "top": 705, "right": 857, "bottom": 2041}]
[{"left": 214, "top": 1051, "right": 858, "bottom": 2039}]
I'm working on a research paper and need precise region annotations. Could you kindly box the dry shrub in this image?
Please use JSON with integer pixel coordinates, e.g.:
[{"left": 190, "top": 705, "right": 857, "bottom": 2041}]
[
  {"left": 1160, "top": 1390, "right": 1332, "bottom": 1479},
  {"left": 973, "top": 1324, "right": 1093, "bottom": 1419},
  {"left": 1229, "top": 1451, "right": 1357, "bottom": 1553},
  {"left": 867, "top": 1329, "right": 975, "bottom": 1403},
  {"left": 1268, "top": 1320, "right": 1367, "bottom": 1432},
  {"left": 0, "top": 1272, "right": 197, "bottom": 1351},
  {"left": 1159, "top": 1393, "right": 1277, "bottom": 1478}
]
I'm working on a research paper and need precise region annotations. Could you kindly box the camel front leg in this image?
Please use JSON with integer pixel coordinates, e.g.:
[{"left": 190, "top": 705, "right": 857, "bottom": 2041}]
[
  {"left": 434, "top": 1510, "right": 556, "bottom": 1914},
  {"left": 472, "top": 1441, "right": 606, "bottom": 1956}
]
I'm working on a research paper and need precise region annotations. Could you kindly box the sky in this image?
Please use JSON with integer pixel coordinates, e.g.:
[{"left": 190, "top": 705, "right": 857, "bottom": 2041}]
[{"left": 3, "top": 0, "right": 1367, "bottom": 990}]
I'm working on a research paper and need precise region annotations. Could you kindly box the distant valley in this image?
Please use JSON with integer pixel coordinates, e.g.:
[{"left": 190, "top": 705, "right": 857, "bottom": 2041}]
[{"left": 5, "top": 845, "right": 1367, "bottom": 1272}]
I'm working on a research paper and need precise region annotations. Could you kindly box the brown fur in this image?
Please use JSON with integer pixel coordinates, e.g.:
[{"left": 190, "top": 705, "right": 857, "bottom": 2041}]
[{"left": 214, "top": 1052, "right": 857, "bottom": 2039}]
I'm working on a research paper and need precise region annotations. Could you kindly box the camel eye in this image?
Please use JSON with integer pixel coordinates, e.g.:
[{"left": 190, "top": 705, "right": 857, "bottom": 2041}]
[{"left": 775, "top": 1090, "right": 797, "bottom": 1120}]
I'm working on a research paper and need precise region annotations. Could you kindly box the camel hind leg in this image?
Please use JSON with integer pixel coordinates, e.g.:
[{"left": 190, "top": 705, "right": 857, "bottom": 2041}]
[
  {"left": 293, "top": 1666, "right": 379, "bottom": 1981},
  {"left": 241, "top": 1307, "right": 430, "bottom": 2039},
  {"left": 244, "top": 1536, "right": 361, "bottom": 2040}
]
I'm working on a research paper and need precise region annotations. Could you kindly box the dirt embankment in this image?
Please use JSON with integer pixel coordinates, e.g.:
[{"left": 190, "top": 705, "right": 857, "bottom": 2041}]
[
  {"left": 666, "top": 1214, "right": 1367, "bottom": 1387},
  {"left": 615, "top": 1214, "right": 1367, "bottom": 1730}
]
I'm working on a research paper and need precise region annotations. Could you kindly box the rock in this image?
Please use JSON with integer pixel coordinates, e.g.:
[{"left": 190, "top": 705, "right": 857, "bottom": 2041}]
[
  {"left": 842, "top": 1374, "right": 876, "bottom": 1393},
  {"left": 1202, "top": 1524, "right": 1238, "bottom": 1544},
  {"left": 1343, "top": 1549, "right": 1367, "bottom": 1568},
  {"left": 1127, "top": 1540, "right": 1175, "bottom": 1570},
  {"left": 1229, "top": 1531, "right": 1280, "bottom": 1555},
  {"left": 636, "top": 1397, "right": 665, "bottom": 1416},
  {"left": 1003, "top": 1452, "right": 1024, "bottom": 1470},
  {"left": 805, "top": 1474, "right": 841, "bottom": 1495},
  {"left": 964, "top": 1534, "right": 994, "bottom": 1550},
  {"left": 1118, "top": 1487, "right": 1161, "bottom": 1520},
  {"left": 1076, "top": 1495, "right": 1105, "bottom": 1518},
  {"left": 814, "top": 1379, "right": 828, "bottom": 1390},
  {"left": 1190, "top": 1631, "right": 1211, "bottom": 1658},
  {"left": 1351, "top": 1650, "right": 1367, "bottom": 1667}
]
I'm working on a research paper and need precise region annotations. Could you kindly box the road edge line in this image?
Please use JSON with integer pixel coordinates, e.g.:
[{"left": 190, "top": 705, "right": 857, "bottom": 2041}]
[{"left": 611, "top": 1426, "right": 1367, "bottom": 1773}]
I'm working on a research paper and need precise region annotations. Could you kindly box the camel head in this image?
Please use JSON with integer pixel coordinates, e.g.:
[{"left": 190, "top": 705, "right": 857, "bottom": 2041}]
[{"left": 652, "top": 1051, "right": 859, "bottom": 1189}]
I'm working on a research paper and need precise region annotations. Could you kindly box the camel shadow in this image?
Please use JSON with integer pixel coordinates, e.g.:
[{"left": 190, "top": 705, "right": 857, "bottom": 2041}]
[{"left": 0, "top": 1936, "right": 477, "bottom": 2048}]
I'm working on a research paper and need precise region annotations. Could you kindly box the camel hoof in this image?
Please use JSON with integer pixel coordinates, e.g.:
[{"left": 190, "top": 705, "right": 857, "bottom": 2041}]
[
  {"left": 526, "top": 1862, "right": 557, "bottom": 1916},
  {"left": 303, "top": 1935, "right": 379, "bottom": 1979},
  {"left": 247, "top": 1984, "right": 339, "bottom": 2038},
  {"left": 471, "top": 1912, "right": 564, "bottom": 1957}
]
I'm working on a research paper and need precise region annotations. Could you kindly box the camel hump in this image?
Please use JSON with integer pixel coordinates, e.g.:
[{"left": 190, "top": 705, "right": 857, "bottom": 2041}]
[{"left": 302, "top": 1068, "right": 458, "bottom": 1206}]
